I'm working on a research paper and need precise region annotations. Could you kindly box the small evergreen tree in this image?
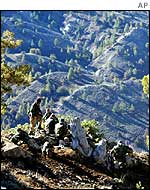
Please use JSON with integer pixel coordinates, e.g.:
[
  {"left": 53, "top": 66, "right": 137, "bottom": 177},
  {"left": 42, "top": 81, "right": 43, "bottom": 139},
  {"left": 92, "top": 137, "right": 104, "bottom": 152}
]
[
  {"left": 1, "top": 30, "right": 31, "bottom": 114},
  {"left": 49, "top": 54, "right": 56, "bottom": 63},
  {"left": 67, "top": 67, "right": 74, "bottom": 80},
  {"left": 124, "top": 23, "right": 129, "bottom": 33},
  {"left": 38, "top": 39, "right": 43, "bottom": 48},
  {"left": 142, "top": 75, "right": 149, "bottom": 98}
]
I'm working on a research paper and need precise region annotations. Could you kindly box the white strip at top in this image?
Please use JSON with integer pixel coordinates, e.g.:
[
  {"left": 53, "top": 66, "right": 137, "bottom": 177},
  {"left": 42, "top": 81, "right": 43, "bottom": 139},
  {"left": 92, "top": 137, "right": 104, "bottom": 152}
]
[{"left": 0, "top": 0, "right": 150, "bottom": 11}]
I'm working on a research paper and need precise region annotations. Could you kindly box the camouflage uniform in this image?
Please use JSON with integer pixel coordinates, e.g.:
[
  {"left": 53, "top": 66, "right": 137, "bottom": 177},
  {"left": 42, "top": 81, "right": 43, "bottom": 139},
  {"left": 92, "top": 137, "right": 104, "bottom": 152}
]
[
  {"left": 42, "top": 108, "right": 52, "bottom": 122},
  {"left": 110, "top": 141, "right": 133, "bottom": 169},
  {"left": 55, "top": 119, "right": 68, "bottom": 140},
  {"left": 45, "top": 114, "right": 59, "bottom": 135},
  {"left": 29, "top": 98, "right": 42, "bottom": 134},
  {"left": 11, "top": 128, "right": 30, "bottom": 144}
]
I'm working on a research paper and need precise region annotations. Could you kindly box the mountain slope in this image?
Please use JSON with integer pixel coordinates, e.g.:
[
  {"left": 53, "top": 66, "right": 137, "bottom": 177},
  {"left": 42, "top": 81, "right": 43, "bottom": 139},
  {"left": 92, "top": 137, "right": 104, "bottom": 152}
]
[{"left": 1, "top": 11, "right": 149, "bottom": 152}]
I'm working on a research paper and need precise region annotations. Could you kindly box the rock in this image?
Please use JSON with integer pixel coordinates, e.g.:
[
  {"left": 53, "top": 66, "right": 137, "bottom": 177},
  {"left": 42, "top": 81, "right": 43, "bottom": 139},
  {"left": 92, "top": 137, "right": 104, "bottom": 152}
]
[
  {"left": 125, "top": 153, "right": 137, "bottom": 167},
  {"left": 76, "top": 175, "right": 82, "bottom": 181},
  {"left": 54, "top": 147, "right": 77, "bottom": 158},
  {"left": 27, "top": 139, "right": 41, "bottom": 151},
  {"left": 93, "top": 139, "right": 107, "bottom": 164},
  {"left": 1, "top": 186, "right": 6, "bottom": 189},
  {"left": 99, "top": 185, "right": 113, "bottom": 189},
  {"left": 2, "top": 142, "right": 32, "bottom": 159},
  {"left": 70, "top": 117, "right": 93, "bottom": 157}
]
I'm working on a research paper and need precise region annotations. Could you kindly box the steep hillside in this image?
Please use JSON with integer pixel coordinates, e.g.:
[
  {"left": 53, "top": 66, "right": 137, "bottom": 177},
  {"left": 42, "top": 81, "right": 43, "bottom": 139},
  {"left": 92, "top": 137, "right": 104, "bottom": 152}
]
[{"left": 1, "top": 11, "right": 149, "bottom": 152}]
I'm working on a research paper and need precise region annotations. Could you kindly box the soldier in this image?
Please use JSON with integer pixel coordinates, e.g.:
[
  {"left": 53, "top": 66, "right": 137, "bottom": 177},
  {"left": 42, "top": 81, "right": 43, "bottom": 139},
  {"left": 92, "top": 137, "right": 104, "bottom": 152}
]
[
  {"left": 110, "top": 141, "right": 133, "bottom": 169},
  {"left": 55, "top": 118, "right": 68, "bottom": 141},
  {"left": 45, "top": 113, "right": 59, "bottom": 135},
  {"left": 11, "top": 128, "right": 30, "bottom": 144},
  {"left": 42, "top": 141, "right": 54, "bottom": 158},
  {"left": 28, "top": 97, "right": 43, "bottom": 135},
  {"left": 42, "top": 107, "right": 52, "bottom": 122}
]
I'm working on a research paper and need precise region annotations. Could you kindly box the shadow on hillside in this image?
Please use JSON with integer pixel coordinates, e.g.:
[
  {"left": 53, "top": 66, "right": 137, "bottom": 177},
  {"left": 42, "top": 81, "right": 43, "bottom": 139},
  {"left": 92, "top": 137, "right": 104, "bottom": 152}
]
[
  {"left": 64, "top": 101, "right": 86, "bottom": 114},
  {"left": 52, "top": 153, "right": 150, "bottom": 189},
  {"left": 74, "top": 74, "right": 94, "bottom": 84},
  {"left": 77, "top": 95, "right": 147, "bottom": 128},
  {"left": 10, "top": 157, "right": 56, "bottom": 179},
  {"left": 52, "top": 154, "right": 99, "bottom": 181},
  {"left": 1, "top": 170, "right": 30, "bottom": 189}
]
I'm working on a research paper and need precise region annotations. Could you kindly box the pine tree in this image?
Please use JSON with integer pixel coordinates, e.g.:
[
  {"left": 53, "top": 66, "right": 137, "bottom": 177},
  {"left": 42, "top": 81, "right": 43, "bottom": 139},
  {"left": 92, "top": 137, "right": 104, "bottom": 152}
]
[
  {"left": 142, "top": 75, "right": 149, "bottom": 98},
  {"left": 38, "top": 39, "right": 43, "bottom": 48},
  {"left": 54, "top": 38, "right": 59, "bottom": 46},
  {"left": 114, "top": 18, "right": 120, "bottom": 29},
  {"left": 49, "top": 54, "right": 56, "bottom": 63},
  {"left": 67, "top": 67, "right": 74, "bottom": 80},
  {"left": 124, "top": 23, "right": 129, "bottom": 33},
  {"left": 48, "top": 14, "right": 51, "bottom": 21},
  {"left": 1, "top": 30, "right": 31, "bottom": 114},
  {"left": 31, "top": 39, "right": 34, "bottom": 47}
]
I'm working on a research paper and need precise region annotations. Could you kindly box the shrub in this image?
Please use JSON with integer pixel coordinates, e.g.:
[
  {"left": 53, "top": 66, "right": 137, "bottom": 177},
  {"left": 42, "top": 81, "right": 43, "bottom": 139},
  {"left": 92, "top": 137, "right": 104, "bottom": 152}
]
[
  {"left": 81, "top": 119, "right": 103, "bottom": 142},
  {"left": 38, "top": 39, "right": 43, "bottom": 48},
  {"left": 29, "top": 48, "right": 41, "bottom": 55},
  {"left": 49, "top": 54, "right": 56, "bottom": 63},
  {"left": 38, "top": 57, "right": 44, "bottom": 64},
  {"left": 56, "top": 86, "right": 69, "bottom": 96},
  {"left": 67, "top": 67, "right": 74, "bottom": 80}
]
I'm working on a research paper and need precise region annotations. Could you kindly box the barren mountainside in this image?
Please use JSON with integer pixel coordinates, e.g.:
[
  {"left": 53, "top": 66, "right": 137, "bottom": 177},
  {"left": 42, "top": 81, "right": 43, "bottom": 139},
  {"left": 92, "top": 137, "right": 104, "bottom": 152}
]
[{"left": 1, "top": 11, "right": 149, "bottom": 153}]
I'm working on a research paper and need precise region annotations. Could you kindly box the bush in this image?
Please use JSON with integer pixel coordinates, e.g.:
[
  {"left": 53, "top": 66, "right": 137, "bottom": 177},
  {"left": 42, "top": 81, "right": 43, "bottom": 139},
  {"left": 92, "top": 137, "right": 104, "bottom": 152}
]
[
  {"left": 49, "top": 54, "right": 56, "bottom": 63},
  {"left": 81, "top": 119, "right": 103, "bottom": 142},
  {"left": 29, "top": 48, "right": 41, "bottom": 55},
  {"left": 56, "top": 86, "right": 69, "bottom": 96},
  {"left": 67, "top": 67, "right": 74, "bottom": 80}
]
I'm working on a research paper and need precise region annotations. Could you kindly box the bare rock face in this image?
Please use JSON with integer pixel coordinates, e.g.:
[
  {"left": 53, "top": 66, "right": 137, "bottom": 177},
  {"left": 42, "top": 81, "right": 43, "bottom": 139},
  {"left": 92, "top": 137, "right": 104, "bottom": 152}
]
[
  {"left": 70, "top": 117, "right": 93, "bottom": 157},
  {"left": 2, "top": 142, "right": 32, "bottom": 159}
]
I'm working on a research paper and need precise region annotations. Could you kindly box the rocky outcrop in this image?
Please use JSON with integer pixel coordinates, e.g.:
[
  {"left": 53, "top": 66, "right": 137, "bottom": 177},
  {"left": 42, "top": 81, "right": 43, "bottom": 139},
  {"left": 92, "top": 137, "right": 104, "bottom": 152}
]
[{"left": 2, "top": 142, "right": 32, "bottom": 159}]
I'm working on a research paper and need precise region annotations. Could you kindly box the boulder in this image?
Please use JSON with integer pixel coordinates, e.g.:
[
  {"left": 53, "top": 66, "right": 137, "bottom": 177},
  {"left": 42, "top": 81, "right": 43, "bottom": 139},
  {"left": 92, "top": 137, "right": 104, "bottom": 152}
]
[
  {"left": 54, "top": 147, "right": 77, "bottom": 159},
  {"left": 27, "top": 139, "right": 41, "bottom": 151},
  {"left": 125, "top": 153, "right": 137, "bottom": 167},
  {"left": 70, "top": 117, "right": 93, "bottom": 157},
  {"left": 1, "top": 186, "right": 6, "bottom": 189},
  {"left": 93, "top": 139, "right": 107, "bottom": 165},
  {"left": 2, "top": 142, "right": 32, "bottom": 159}
]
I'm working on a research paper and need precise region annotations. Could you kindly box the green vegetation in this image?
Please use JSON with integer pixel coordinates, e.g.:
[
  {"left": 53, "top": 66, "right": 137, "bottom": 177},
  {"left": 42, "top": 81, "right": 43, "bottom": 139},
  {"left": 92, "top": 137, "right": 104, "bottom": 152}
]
[
  {"left": 49, "top": 54, "right": 56, "bottom": 63},
  {"left": 56, "top": 86, "right": 70, "bottom": 96},
  {"left": 29, "top": 48, "right": 41, "bottom": 55},
  {"left": 38, "top": 39, "right": 43, "bottom": 48},
  {"left": 81, "top": 119, "right": 103, "bottom": 142},
  {"left": 112, "top": 101, "right": 127, "bottom": 113},
  {"left": 142, "top": 75, "right": 149, "bottom": 98},
  {"left": 136, "top": 181, "right": 144, "bottom": 189},
  {"left": 1, "top": 30, "right": 31, "bottom": 114},
  {"left": 67, "top": 67, "right": 74, "bottom": 80}
]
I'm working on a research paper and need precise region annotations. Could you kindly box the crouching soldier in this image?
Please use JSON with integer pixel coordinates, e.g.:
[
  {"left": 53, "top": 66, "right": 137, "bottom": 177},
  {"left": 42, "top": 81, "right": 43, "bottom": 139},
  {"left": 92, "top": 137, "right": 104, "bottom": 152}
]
[
  {"left": 28, "top": 97, "right": 43, "bottom": 135},
  {"left": 110, "top": 141, "right": 133, "bottom": 169},
  {"left": 44, "top": 113, "right": 59, "bottom": 135},
  {"left": 55, "top": 118, "right": 68, "bottom": 143},
  {"left": 11, "top": 128, "right": 30, "bottom": 144}
]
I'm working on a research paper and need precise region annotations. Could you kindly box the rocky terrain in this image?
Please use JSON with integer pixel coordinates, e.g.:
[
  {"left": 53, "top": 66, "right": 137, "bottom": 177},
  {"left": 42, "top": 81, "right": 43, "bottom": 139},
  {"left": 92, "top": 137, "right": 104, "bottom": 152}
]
[
  {"left": 1, "top": 11, "right": 149, "bottom": 152},
  {"left": 1, "top": 123, "right": 149, "bottom": 189}
]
